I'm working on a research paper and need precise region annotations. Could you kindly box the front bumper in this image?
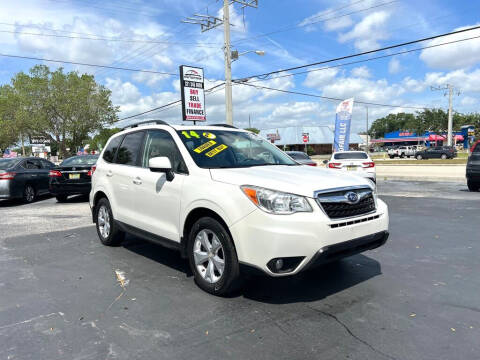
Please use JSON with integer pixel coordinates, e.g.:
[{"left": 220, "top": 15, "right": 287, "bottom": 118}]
[{"left": 230, "top": 198, "right": 389, "bottom": 276}]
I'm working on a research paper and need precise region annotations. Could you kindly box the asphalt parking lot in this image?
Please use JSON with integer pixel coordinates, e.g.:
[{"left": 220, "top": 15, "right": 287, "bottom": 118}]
[{"left": 1, "top": 181, "right": 479, "bottom": 360}]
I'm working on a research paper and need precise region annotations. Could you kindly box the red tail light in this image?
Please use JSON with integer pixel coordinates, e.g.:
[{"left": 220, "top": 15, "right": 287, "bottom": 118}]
[
  {"left": 49, "top": 170, "right": 62, "bottom": 177},
  {"left": 362, "top": 162, "right": 375, "bottom": 168},
  {"left": 328, "top": 163, "right": 341, "bottom": 169},
  {"left": 0, "top": 172, "right": 16, "bottom": 180},
  {"left": 87, "top": 165, "right": 96, "bottom": 177},
  {"left": 308, "top": 163, "right": 317, "bottom": 166}
]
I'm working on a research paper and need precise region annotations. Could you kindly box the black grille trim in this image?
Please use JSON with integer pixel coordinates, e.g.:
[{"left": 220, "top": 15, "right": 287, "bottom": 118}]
[
  {"left": 316, "top": 187, "right": 376, "bottom": 219},
  {"left": 330, "top": 214, "right": 380, "bottom": 228}
]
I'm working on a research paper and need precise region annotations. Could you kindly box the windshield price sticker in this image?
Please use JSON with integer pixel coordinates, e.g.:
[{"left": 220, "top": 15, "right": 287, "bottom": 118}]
[
  {"left": 206, "top": 144, "right": 228, "bottom": 157},
  {"left": 179, "top": 65, "right": 206, "bottom": 122},
  {"left": 181, "top": 130, "right": 200, "bottom": 139},
  {"left": 194, "top": 140, "right": 217, "bottom": 153}
]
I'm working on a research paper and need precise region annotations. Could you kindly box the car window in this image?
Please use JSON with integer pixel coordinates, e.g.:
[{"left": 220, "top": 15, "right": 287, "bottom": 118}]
[
  {"left": 142, "top": 130, "right": 188, "bottom": 174},
  {"left": 61, "top": 155, "right": 99, "bottom": 166},
  {"left": 333, "top": 152, "right": 368, "bottom": 160},
  {"left": 103, "top": 135, "right": 123, "bottom": 163},
  {"left": 288, "top": 152, "right": 309, "bottom": 160},
  {"left": 40, "top": 159, "right": 54, "bottom": 169},
  {"left": 24, "top": 159, "right": 42, "bottom": 169},
  {"left": 0, "top": 158, "right": 21, "bottom": 169},
  {"left": 116, "top": 131, "right": 145, "bottom": 166}
]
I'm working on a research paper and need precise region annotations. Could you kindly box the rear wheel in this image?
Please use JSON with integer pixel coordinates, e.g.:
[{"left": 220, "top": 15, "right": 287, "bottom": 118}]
[
  {"left": 56, "top": 195, "right": 68, "bottom": 202},
  {"left": 23, "top": 184, "right": 36, "bottom": 203},
  {"left": 389, "top": 155, "right": 394, "bottom": 159},
  {"left": 400, "top": 153, "right": 405, "bottom": 158},
  {"left": 95, "top": 198, "right": 124, "bottom": 246},
  {"left": 468, "top": 180, "right": 480, "bottom": 192},
  {"left": 187, "top": 217, "right": 241, "bottom": 296},
  {"left": 416, "top": 154, "right": 423, "bottom": 160},
  {"left": 441, "top": 154, "right": 447, "bottom": 160}
]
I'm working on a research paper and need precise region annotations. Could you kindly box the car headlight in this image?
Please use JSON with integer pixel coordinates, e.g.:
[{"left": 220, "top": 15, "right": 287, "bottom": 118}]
[{"left": 241, "top": 185, "right": 312, "bottom": 214}]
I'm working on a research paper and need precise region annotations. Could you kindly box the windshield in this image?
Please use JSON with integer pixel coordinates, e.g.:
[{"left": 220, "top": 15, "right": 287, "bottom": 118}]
[
  {"left": 0, "top": 158, "right": 20, "bottom": 169},
  {"left": 334, "top": 152, "right": 368, "bottom": 160},
  {"left": 177, "top": 129, "right": 297, "bottom": 168},
  {"left": 288, "top": 152, "right": 309, "bottom": 160},
  {"left": 61, "top": 155, "right": 99, "bottom": 166}
]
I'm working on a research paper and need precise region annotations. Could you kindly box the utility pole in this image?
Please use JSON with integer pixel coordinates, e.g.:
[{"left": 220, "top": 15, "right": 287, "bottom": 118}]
[
  {"left": 223, "top": 0, "right": 233, "bottom": 125},
  {"left": 182, "top": 1, "right": 258, "bottom": 126},
  {"left": 248, "top": 114, "right": 252, "bottom": 128},
  {"left": 431, "top": 84, "right": 460, "bottom": 146}
]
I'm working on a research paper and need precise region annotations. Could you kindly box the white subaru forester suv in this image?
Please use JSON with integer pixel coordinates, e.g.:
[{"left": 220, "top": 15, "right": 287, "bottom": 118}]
[{"left": 90, "top": 121, "right": 389, "bottom": 295}]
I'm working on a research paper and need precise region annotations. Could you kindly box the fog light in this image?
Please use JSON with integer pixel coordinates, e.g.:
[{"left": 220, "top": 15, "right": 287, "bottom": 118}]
[{"left": 275, "top": 259, "right": 284, "bottom": 270}]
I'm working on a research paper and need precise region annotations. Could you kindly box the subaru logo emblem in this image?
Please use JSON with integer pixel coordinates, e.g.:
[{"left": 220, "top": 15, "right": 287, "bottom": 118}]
[{"left": 345, "top": 191, "right": 360, "bottom": 204}]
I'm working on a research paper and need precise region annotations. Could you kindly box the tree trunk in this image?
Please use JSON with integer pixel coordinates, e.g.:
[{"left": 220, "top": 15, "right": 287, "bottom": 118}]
[{"left": 21, "top": 134, "right": 25, "bottom": 156}]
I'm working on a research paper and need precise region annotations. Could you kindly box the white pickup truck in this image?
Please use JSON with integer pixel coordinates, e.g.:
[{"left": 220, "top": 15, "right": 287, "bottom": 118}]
[{"left": 388, "top": 146, "right": 416, "bottom": 158}]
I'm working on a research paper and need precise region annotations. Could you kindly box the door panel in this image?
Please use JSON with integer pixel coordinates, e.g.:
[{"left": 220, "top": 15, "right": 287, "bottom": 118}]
[{"left": 134, "top": 130, "right": 188, "bottom": 241}]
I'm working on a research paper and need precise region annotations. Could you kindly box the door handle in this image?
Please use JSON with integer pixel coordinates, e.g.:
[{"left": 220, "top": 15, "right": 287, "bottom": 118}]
[
  {"left": 106, "top": 170, "right": 113, "bottom": 177},
  {"left": 133, "top": 177, "right": 142, "bottom": 185}
]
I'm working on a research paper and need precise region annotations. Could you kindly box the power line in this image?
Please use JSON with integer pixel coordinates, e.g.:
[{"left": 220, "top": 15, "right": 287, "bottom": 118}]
[
  {"left": 237, "top": 82, "right": 433, "bottom": 110},
  {"left": 0, "top": 53, "right": 178, "bottom": 75},
  {"left": 231, "top": 0, "right": 397, "bottom": 45},
  {"left": 0, "top": 29, "right": 221, "bottom": 47},
  {"left": 236, "top": 33, "right": 480, "bottom": 83},
  {"left": 117, "top": 82, "right": 225, "bottom": 121},
  {"left": 234, "top": 25, "right": 480, "bottom": 82}
]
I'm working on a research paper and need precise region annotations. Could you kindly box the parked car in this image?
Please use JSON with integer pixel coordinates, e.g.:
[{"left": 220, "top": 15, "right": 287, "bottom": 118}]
[
  {"left": 388, "top": 146, "right": 416, "bottom": 158},
  {"left": 285, "top": 151, "right": 317, "bottom": 166},
  {"left": 325, "top": 151, "right": 376, "bottom": 183},
  {"left": 90, "top": 121, "right": 389, "bottom": 295},
  {"left": 49, "top": 155, "right": 99, "bottom": 202},
  {"left": 467, "top": 140, "right": 480, "bottom": 191},
  {"left": 0, "top": 157, "right": 55, "bottom": 203},
  {"left": 415, "top": 146, "right": 457, "bottom": 160}
]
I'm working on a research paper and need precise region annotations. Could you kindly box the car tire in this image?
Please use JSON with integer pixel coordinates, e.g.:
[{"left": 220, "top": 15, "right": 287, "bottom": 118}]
[
  {"left": 400, "top": 153, "right": 405, "bottom": 158},
  {"left": 95, "top": 198, "right": 125, "bottom": 246},
  {"left": 467, "top": 180, "right": 480, "bottom": 192},
  {"left": 56, "top": 195, "right": 68, "bottom": 202},
  {"left": 187, "top": 217, "right": 241, "bottom": 296},
  {"left": 416, "top": 154, "right": 423, "bottom": 160},
  {"left": 389, "top": 155, "right": 394, "bottom": 159},
  {"left": 441, "top": 154, "right": 447, "bottom": 160},
  {"left": 23, "top": 184, "right": 36, "bottom": 203}
]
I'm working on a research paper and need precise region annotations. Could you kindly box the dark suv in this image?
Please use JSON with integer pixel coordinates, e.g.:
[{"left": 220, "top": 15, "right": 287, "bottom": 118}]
[
  {"left": 467, "top": 141, "right": 480, "bottom": 191},
  {"left": 415, "top": 146, "right": 457, "bottom": 160}
]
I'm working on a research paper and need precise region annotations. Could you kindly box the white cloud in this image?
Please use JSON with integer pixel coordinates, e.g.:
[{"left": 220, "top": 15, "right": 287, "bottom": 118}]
[
  {"left": 339, "top": 11, "right": 391, "bottom": 51},
  {"left": 105, "top": 78, "right": 142, "bottom": 105},
  {"left": 303, "top": 68, "right": 340, "bottom": 88},
  {"left": 300, "top": 9, "right": 353, "bottom": 32},
  {"left": 461, "top": 96, "right": 477, "bottom": 106},
  {"left": 388, "top": 58, "right": 402, "bottom": 74},
  {"left": 132, "top": 72, "right": 170, "bottom": 87},
  {"left": 424, "top": 69, "right": 480, "bottom": 92},
  {"left": 420, "top": 24, "right": 480, "bottom": 70},
  {"left": 350, "top": 66, "right": 371, "bottom": 78}
]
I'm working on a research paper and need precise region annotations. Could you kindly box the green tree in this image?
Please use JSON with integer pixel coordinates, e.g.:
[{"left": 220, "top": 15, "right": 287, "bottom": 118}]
[
  {"left": 244, "top": 127, "right": 260, "bottom": 134},
  {"left": 88, "top": 127, "right": 121, "bottom": 152}
]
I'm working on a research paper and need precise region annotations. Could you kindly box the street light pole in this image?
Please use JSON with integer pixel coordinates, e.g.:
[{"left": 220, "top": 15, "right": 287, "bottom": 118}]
[{"left": 223, "top": 0, "right": 233, "bottom": 126}]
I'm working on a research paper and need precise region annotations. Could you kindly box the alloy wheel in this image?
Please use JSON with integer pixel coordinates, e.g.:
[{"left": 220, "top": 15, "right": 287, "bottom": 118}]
[
  {"left": 25, "top": 186, "right": 35, "bottom": 202},
  {"left": 193, "top": 229, "right": 225, "bottom": 284},
  {"left": 97, "top": 205, "right": 111, "bottom": 239}
]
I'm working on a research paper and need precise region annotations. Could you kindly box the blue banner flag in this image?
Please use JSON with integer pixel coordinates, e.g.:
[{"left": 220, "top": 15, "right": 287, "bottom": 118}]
[{"left": 334, "top": 98, "right": 354, "bottom": 152}]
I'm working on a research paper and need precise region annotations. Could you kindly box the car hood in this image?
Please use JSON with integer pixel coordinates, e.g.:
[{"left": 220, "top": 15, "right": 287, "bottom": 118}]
[{"left": 210, "top": 165, "right": 373, "bottom": 198}]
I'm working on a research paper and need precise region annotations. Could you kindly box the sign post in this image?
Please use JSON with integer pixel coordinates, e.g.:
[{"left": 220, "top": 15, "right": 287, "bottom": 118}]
[
  {"left": 179, "top": 65, "right": 206, "bottom": 124},
  {"left": 302, "top": 132, "right": 309, "bottom": 153}
]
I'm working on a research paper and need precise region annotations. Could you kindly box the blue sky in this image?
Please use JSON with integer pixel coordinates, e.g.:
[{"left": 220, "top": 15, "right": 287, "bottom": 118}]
[{"left": 0, "top": 0, "right": 479, "bottom": 132}]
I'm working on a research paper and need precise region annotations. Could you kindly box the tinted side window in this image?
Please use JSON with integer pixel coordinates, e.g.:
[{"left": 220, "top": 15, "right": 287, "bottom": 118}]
[
  {"left": 116, "top": 131, "right": 145, "bottom": 166},
  {"left": 24, "top": 159, "right": 42, "bottom": 169},
  {"left": 40, "top": 160, "right": 54, "bottom": 169},
  {"left": 142, "top": 130, "right": 188, "bottom": 173},
  {"left": 103, "top": 136, "right": 123, "bottom": 163}
]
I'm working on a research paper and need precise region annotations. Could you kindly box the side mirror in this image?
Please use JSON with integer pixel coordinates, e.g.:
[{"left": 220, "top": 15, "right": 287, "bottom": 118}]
[
  {"left": 149, "top": 157, "right": 175, "bottom": 181},
  {"left": 322, "top": 159, "right": 328, "bottom": 164}
]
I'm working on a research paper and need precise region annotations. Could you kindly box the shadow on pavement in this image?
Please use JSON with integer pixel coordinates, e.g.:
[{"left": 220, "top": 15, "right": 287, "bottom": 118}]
[
  {"left": 121, "top": 233, "right": 381, "bottom": 303},
  {"left": 0, "top": 194, "right": 52, "bottom": 207}
]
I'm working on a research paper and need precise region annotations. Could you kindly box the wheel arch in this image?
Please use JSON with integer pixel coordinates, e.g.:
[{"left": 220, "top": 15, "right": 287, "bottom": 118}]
[
  {"left": 181, "top": 207, "right": 235, "bottom": 258},
  {"left": 92, "top": 190, "right": 108, "bottom": 222}
]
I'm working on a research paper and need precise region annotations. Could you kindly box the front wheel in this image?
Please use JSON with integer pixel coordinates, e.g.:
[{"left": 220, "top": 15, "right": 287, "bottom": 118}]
[
  {"left": 416, "top": 154, "right": 423, "bottom": 160},
  {"left": 468, "top": 180, "right": 480, "bottom": 192},
  {"left": 441, "top": 154, "right": 447, "bottom": 160},
  {"left": 23, "top": 184, "right": 36, "bottom": 203},
  {"left": 95, "top": 198, "right": 124, "bottom": 246},
  {"left": 187, "top": 217, "right": 241, "bottom": 296}
]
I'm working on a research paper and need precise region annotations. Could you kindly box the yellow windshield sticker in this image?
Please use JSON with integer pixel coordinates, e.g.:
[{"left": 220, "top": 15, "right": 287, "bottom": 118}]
[
  {"left": 203, "top": 132, "right": 216, "bottom": 139},
  {"left": 181, "top": 130, "right": 201, "bottom": 139},
  {"left": 194, "top": 140, "right": 217, "bottom": 153},
  {"left": 205, "top": 144, "right": 228, "bottom": 157}
]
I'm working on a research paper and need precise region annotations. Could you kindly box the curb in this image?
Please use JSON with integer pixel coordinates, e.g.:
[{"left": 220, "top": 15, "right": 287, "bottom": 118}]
[{"left": 377, "top": 176, "right": 466, "bottom": 183}]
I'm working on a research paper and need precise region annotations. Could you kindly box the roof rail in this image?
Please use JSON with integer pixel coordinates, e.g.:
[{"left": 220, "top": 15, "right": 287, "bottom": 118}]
[
  {"left": 210, "top": 123, "right": 238, "bottom": 129},
  {"left": 122, "top": 120, "right": 169, "bottom": 130}
]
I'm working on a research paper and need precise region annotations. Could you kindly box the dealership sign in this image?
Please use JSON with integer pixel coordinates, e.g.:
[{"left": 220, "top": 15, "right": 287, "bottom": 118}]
[
  {"left": 266, "top": 130, "right": 281, "bottom": 143},
  {"left": 334, "top": 98, "right": 354, "bottom": 152},
  {"left": 179, "top": 65, "right": 206, "bottom": 122},
  {"left": 302, "top": 133, "right": 309, "bottom": 143}
]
